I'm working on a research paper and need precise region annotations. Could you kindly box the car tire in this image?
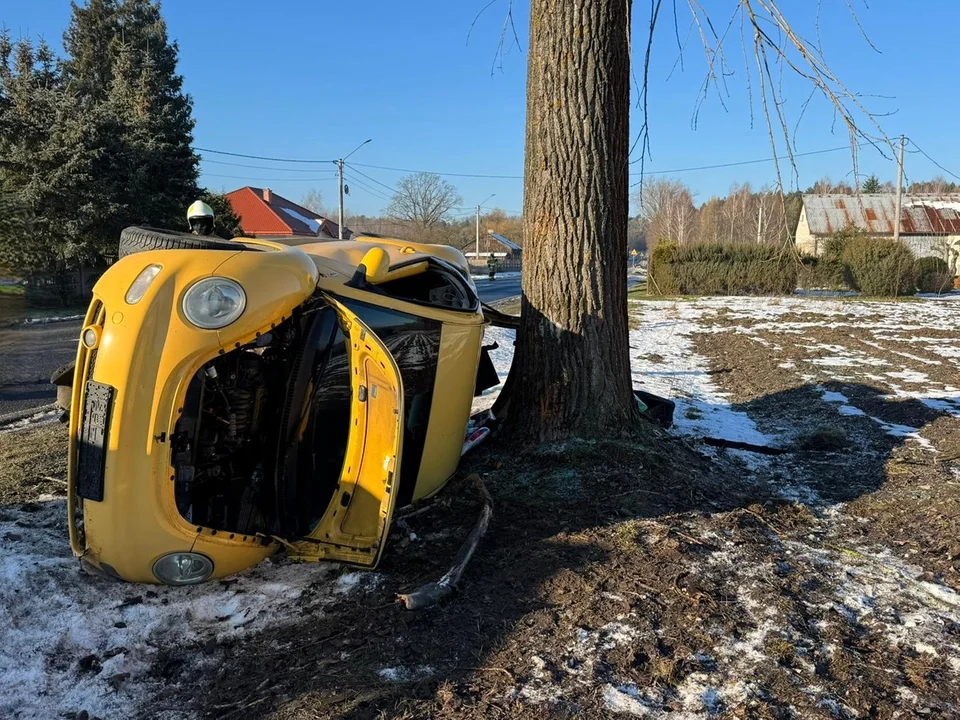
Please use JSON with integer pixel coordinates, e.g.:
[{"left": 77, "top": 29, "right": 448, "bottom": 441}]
[{"left": 118, "top": 226, "right": 241, "bottom": 259}]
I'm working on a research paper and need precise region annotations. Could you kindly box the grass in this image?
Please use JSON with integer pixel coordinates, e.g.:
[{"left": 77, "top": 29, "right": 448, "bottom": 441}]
[{"left": 0, "top": 284, "right": 25, "bottom": 296}]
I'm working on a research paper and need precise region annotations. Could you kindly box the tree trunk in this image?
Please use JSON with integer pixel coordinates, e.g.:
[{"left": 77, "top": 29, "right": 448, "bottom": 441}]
[{"left": 504, "top": 0, "right": 635, "bottom": 443}]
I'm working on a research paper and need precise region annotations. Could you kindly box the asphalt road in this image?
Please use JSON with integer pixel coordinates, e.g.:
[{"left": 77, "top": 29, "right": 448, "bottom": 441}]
[
  {"left": 474, "top": 275, "right": 522, "bottom": 303},
  {"left": 0, "top": 319, "right": 82, "bottom": 421}
]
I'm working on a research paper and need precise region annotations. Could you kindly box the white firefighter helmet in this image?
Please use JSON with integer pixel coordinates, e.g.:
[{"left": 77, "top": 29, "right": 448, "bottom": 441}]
[{"left": 187, "top": 200, "right": 215, "bottom": 235}]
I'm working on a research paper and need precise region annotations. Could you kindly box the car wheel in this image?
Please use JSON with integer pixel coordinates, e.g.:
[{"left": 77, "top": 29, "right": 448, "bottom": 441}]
[{"left": 118, "top": 226, "right": 241, "bottom": 259}]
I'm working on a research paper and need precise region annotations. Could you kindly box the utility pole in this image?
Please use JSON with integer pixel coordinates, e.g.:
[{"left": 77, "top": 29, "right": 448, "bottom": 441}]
[
  {"left": 337, "top": 159, "right": 345, "bottom": 240},
  {"left": 335, "top": 139, "right": 372, "bottom": 240},
  {"left": 475, "top": 193, "right": 496, "bottom": 259},
  {"left": 894, "top": 134, "right": 906, "bottom": 243}
]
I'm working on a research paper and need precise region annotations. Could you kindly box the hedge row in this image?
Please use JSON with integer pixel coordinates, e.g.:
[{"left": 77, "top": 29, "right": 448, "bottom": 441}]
[
  {"left": 649, "top": 231, "right": 956, "bottom": 297},
  {"left": 649, "top": 242, "right": 796, "bottom": 296}
]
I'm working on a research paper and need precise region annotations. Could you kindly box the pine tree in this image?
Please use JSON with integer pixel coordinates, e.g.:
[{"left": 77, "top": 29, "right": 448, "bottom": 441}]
[
  {"left": 0, "top": 35, "right": 78, "bottom": 272},
  {"left": 861, "top": 175, "right": 882, "bottom": 194},
  {"left": 64, "top": 0, "right": 199, "bottom": 244},
  {"left": 63, "top": 0, "right": 120, "bottom": 100}
]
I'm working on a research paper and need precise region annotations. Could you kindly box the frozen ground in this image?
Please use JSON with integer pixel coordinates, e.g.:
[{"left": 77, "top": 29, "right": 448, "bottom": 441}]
[
  {"left": 0, "top": 497, "right": 381, "bottom": 719},
  {"left": 2, "top": 294, "right": 959, "bottom": 718}
]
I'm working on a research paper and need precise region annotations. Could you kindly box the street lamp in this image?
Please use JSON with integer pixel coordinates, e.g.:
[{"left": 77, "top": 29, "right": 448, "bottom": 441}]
[
  {"left": 476, "top": 193, "right": 496, "bottom": 259},
  {"left": 336, "top": 139, "right": 372, "bottom": 239}
]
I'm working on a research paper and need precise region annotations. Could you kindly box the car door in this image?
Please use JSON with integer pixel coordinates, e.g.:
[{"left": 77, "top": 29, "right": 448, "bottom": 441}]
[{"left": 287, "top": 295, "right": 404, "bottom": 567}]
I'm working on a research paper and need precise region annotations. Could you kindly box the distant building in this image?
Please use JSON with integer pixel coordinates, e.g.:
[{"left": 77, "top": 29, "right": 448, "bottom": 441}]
[
  {"left": 796, "top": 194, "right": 960, "bottom": 273},
  {"left": 225, "top": 187, "right": 350, "bottom": 242},
  {"left": 461, "top": 232, "right": 523, "bottom": 259}
]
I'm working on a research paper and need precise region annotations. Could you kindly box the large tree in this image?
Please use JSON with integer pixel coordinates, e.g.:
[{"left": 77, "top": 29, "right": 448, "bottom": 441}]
[
  {"left": 386, "top": 172, "right": 463, "bottom": 228},
  {"left": 0, "top": 35, "right": 99, "bottom": 271},
  {"left": 500, "top": 0, "right": 636, "bottom": 442},
  {"left": 497, "top": 0, "right": 888, "bottom": 443}
]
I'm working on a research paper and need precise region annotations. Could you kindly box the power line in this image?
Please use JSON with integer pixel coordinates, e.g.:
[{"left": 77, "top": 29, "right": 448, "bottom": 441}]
[
  {"left": 350, "top": 161, "right": 524, "bottom": 180},
  {"left": 342, "top": 169, "right": 395, "bottom": 203},
  {"left": 629, "top": 144, "right": 860, "bottom": 186},
  {"left": 202, "top": 158, "right": 343, "bottom": 173},
  {"left": 344, "top": 164, "right": 399, "bottom": 194},
  {"left": 197, "top": 141, "right": 870, "bottom": 187},
  {"left": 202, "top": 172, "right": 338, "bottom": 182},
  {"left": 908, "top": 139, "right": 960, "bottom": 182},
  {"left": 195, "top": 146, "right": 335, "bottom": 164}
]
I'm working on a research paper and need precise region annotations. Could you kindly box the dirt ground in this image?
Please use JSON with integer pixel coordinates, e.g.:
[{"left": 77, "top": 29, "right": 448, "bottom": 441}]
[{"left": 2, "top": 296, "right": 958, "bottom": 719}]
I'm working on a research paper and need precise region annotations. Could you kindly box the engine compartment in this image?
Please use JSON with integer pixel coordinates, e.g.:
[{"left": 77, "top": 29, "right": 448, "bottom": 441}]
[
  {"left": 171, "top": 331, "right": 292, "bottom": 536},
  {"left": 170, "top": 305, "right": 356, "bottom": 539}
]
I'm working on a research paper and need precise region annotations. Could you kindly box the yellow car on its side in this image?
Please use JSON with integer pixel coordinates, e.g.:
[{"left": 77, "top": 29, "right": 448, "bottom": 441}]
[{"left": 63, "top": 227, "right": 504, "bottom": 584}]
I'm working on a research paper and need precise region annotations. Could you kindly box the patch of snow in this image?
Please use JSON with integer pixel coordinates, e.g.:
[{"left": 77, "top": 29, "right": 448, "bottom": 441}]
[
  {"left": 627, "top": 302, "right": 776, "bottom": 449},
  {"left": 471, "top": 326, "right": 516, "bottom": 415},
  {"left": 886, "top": 370, "right": 930, "bottom": 384},
  {"left": 0, "top": 499, "right": 379, "bottom": 720},
  {"left": 602, "top": 684, "right": 651, "bottom": 716},
  {"left": 22, "top": 313, "right": 85, "bottom": 326},
  {"left": 280, "top": 207, "right": 321, "bottom": 233},
  {"left": 0, "top": 407, "right": 60, "bottom": 433},
  {"left": 471, "top": 271, "right": 522, "bottom": 280},
  {"left": 810, "top": 355, "right": 888, "bottom": 367},
  {"left": 377, "top": 665, "right": 434, "bottom": 682}
]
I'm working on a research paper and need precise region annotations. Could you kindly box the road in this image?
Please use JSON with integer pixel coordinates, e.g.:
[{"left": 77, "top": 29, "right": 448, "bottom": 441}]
[
  {"left": 0, "top": 319, "right": 82, "bottom": 421},
  {"left": 474, "top": 275, "right": 522, "bottom": 303}
]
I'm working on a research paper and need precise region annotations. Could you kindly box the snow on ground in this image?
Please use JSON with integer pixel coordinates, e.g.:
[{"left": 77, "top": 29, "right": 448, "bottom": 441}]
[
  {"left": 512, "top": 507, "right": 960, "bottom": 719},
  {"left": 472, "top": 325, "right": 516, "bottom": 415},
  {"left": 0, "top": 406, "right": 60, "bottom": 433},
  {"left": 475, "top": 303, "right": 780, "bottom": 453},
  {"left": 470, "top": 271, "right": 522, "bottom": 280},
  {"left": 5, "top": 294, "right": 958, "bottom": 718},
  {"left": 629, "top": 296, "right": 960, "bottom": 449},
  {"left": 625, "top": 305, "right": 775, "bottom": 448},
  {"left": 0, "top": 500, "right": 380, "bottom": 720}
]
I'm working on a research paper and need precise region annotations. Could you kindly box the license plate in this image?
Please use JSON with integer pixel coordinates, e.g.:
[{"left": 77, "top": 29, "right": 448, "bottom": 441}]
[{"left": 77, "top": 381, "right": 114, "bottom": 502}]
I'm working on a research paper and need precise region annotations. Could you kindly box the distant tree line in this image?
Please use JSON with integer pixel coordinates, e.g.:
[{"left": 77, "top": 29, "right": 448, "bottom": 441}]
[
  {"left": 633, "top": 173, "right": 960, "bottom": 254},
  {"left": 0, "top": 0, "right": 237, "bottom": 275}
]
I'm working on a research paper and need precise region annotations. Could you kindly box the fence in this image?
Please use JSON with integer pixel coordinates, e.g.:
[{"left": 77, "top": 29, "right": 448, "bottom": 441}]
[
  {"left": 467, "top": 257, "right": 522, "bottom": 275},
  {"left": 26, "top": 266, "right": 105, "bottom": 305}
]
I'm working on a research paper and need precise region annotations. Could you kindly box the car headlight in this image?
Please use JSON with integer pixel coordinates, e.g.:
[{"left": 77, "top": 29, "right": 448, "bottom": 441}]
[
  {"left": 182, "top": 277, "right": 246, "bottom": 329},
  {"left": 152, "top": 552, "right": 214, "bottom": 585},
  {"left": 125, "top": 264, "right": 162, "bottom": 304}
]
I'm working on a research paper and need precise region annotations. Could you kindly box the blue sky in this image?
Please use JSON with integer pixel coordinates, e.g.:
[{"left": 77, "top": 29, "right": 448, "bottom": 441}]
[{"left": 4, "top": 1, "right": 960, "bottom": 217}]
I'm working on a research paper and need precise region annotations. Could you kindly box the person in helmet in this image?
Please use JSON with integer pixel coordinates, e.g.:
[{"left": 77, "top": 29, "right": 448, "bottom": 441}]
[{"left": 187, "top": 200, "right": 216, "bottom": 236}]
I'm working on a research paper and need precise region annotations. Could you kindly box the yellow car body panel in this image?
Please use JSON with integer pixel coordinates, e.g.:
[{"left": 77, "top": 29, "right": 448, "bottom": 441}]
[
  {"left": 69, "top": 243, "right": 319, "bottom": 582},
  {"left": 287, "top": 297, "right": 403, "bottom": 566},
  {"left": 411, "top": 322, "right": 484, "bottom": 501},
  {"left": 67, "top": 233, "right": 488, "bottom": 583}
]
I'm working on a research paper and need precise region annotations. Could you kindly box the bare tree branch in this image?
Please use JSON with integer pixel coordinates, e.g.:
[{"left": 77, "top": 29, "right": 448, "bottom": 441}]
[{"left": 386, "top": 172, "right": 463, "bottom": 229}]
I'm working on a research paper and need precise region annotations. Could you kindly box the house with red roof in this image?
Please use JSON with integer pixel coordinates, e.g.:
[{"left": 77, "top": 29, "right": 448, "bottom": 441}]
[{"left": 225, "top": 187, "right": 351, "bottom": 242}]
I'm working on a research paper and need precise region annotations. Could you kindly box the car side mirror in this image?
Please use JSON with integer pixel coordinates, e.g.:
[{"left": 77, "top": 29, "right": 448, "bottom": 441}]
[{"left": 347, "top": 247, "right": 390, "bottom": 289}]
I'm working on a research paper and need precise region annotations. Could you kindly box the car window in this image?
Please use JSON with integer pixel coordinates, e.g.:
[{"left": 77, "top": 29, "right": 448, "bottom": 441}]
[
  {"left": 342, "top": 299, "right": 443, "bottom": 507},
  {"left": 375, "top": 261, "right": 478, "bottom": 311}
]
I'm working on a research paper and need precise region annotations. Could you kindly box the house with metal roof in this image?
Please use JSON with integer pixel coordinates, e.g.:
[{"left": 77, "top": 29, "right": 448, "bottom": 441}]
[
  {"left": 796, "top": 194, "right": 960, "bottom": 273},
  {"left": 225, "top": 187, "right": 351, "bottom": 242},
  {"left": 461, "top": 232, "right": 523, "bottom": 259}
]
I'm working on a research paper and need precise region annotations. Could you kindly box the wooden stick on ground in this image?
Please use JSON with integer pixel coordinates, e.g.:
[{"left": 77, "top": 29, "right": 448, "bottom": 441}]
[{"left": 397, "top": 474, "right": 493, "bottom": 611}]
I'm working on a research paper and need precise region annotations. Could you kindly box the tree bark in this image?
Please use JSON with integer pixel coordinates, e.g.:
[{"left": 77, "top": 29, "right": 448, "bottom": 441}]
[{"left": 505, "top": 0, "right": 635, "bottom": 443}]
